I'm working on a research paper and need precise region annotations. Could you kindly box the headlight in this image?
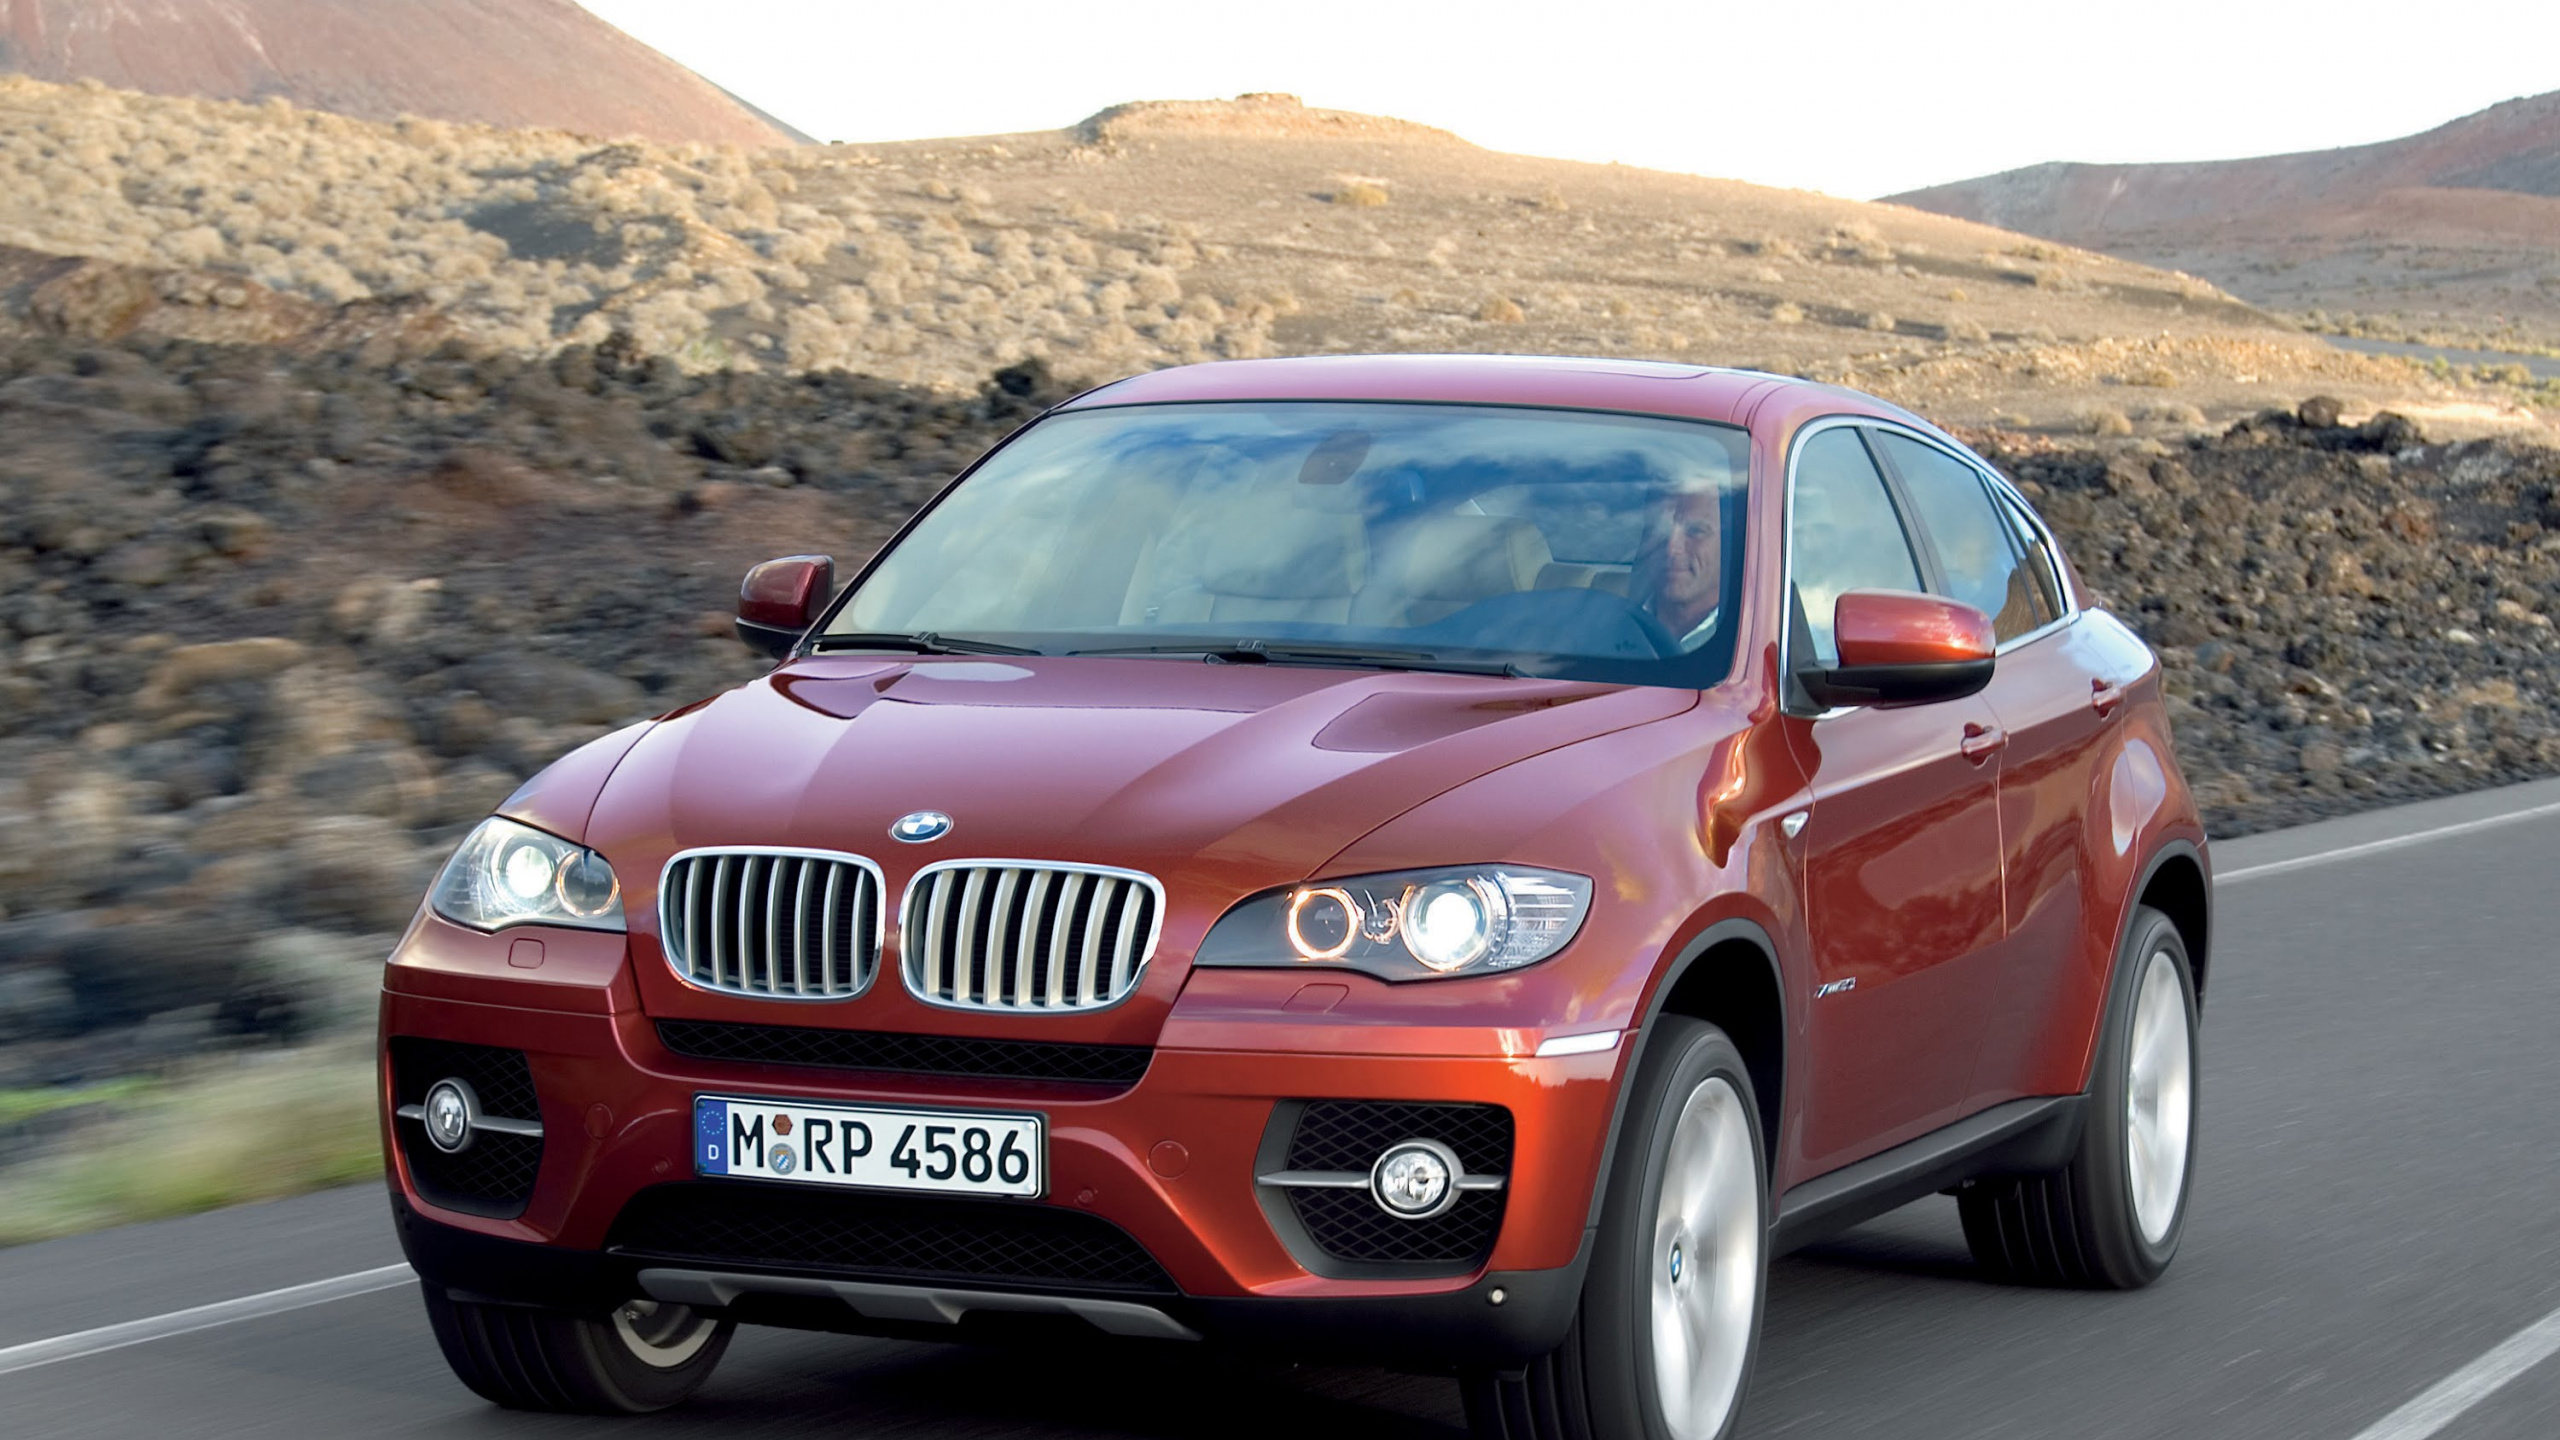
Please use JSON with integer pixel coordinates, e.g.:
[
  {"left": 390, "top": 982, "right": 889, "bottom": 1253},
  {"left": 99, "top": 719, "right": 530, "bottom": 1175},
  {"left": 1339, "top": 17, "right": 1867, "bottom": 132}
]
[
  {"left": 1195, "top": 865, "right": 1591, "bottom": 982},
  {"left": 429, "top": 817, "right": 626, "bottom": 933}
]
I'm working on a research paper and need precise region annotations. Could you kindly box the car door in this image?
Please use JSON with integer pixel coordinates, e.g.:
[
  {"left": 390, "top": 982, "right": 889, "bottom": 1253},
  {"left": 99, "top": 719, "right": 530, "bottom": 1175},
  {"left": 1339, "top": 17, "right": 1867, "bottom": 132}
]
[
  {"left": 1780, "top": 423, "right": 2010, "bottom": 1176},
  {"left": 1867, "top": 431, "right": 2127, "bottom": 1108}
]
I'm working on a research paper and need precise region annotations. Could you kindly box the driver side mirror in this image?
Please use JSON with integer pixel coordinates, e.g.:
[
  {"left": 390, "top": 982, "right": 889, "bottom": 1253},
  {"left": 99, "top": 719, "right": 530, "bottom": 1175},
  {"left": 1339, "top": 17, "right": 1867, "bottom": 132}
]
[
  {"left": 736, "top": 554, "right": 834, "bottom": 660},
  {"left": 1799, "top": 589, "right": 1994, "bottom": 708}
]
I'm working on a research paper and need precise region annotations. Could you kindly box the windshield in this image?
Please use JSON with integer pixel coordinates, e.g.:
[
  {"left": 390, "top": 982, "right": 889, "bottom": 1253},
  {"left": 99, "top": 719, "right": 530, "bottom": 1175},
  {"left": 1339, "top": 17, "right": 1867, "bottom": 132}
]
[{"left": 830, "top": 400, "right": 1752, "bottom": 686}]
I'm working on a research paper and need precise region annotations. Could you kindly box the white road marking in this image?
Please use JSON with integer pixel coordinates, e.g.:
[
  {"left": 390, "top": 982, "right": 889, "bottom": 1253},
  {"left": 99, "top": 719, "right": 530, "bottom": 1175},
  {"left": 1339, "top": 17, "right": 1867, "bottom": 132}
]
[
  {"left": 2346, "top": 1303, "right": 2560, "bottom": 1440},
  {"left": 0, "top": 1263, "right": 414, "bottom": 1377},
  {"left": 2218, "top": 799, "right": 2560, "bottom": 884}
]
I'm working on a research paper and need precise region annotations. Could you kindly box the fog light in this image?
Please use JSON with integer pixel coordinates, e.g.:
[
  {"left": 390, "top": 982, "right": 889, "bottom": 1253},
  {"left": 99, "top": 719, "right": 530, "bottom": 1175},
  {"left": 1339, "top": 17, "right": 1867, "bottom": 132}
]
[
  {"left": 423, "top": 1078, "right": 478, "bottom": 1154},
  {"left": 1370, "top": 1139, "right": 1461, "bottom": 1220}
]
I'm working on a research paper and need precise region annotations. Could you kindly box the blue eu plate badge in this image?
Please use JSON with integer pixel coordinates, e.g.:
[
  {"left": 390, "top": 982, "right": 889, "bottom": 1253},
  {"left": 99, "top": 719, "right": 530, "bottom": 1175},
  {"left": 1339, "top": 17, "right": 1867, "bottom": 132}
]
[{"left": 696, "top": 1098, "right": 730, "bottom": 1175}]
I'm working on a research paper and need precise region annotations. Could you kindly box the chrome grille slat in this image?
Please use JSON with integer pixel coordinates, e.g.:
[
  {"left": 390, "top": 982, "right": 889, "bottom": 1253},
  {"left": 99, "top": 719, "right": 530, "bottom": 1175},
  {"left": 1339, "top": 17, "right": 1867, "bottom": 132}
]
[
  {"left": 925, "top": 871, "right": 955, "bottom": 1003},
  {"left": 953, "top": 869, "right": 988, "bottom": 1006},
  {"left": 822, "top": 864, "right": 841, "bottom": 990},
  {"left": 710, "top": 857, "right": 732, "bottom": 989},
  {"left": 987, "top": 868, "right": 1023, "bottom": 1006},
  {"left": 1110, "top": 882, "right": 1145, "bottom": 996},
  {"left": 1015, "top": 870, "right": 1051, "bottom": 1006},
  {"left": 734, "top": 856, "right": 754, "bottom": 993},
  {"left": 901, "top": 862, "right": 1161, "bottom": 1013},
  {"left": 659, "top": 849, "right": 882, "bottom": 1000},
  {"left": 1047, "top": 872, "right": 1086, "bottom": 1009},
  {"left": 792, "top": 858, "right": 812, "bottom": 996}
]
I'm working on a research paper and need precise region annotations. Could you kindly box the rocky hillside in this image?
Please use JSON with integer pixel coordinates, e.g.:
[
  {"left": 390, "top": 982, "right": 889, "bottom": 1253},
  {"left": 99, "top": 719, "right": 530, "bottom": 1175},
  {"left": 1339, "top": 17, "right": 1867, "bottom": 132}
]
[
  {"left": 4, "top": 319, "right": 2558, "bottom": 1084},
  {"left": 6, "top": 75, "right": 2528, "bottom": 439},
  {"left": 1889, "top": 91, "right": 2560, "bottom": 348},
  {"left": 0, "top": 0, "right": 800, "bottom": 147}
]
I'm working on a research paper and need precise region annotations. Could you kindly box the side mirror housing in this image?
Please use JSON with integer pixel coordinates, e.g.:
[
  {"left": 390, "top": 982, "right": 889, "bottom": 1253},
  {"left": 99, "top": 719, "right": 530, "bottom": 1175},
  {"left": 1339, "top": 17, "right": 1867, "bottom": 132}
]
[
  {"left": 1800, "top": 589, "right": 1995, "bottom": 708},
  {"left": 736, "top": 554, "right": 835, "bottom": 659}
]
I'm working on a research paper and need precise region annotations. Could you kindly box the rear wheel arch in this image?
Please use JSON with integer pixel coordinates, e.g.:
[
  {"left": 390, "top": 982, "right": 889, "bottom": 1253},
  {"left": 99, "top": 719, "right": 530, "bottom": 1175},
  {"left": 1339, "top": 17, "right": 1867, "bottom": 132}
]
[
  {"left": 1583, "top": 919, "right": 1787, "bottom": 1231},
  {"left": 2134, "top": 843, "right": 2211, "bottom": 1002}
]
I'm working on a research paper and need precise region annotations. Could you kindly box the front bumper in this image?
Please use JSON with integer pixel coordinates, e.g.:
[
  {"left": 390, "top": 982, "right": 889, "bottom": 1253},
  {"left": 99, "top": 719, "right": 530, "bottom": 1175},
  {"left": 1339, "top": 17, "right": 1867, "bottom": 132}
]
[
  {"left": 392, "top": 1190, "right": 1592, "bottom": 1367},
  {"left": 380, "top": 922, "right": 1623, "bottom": 1367}
]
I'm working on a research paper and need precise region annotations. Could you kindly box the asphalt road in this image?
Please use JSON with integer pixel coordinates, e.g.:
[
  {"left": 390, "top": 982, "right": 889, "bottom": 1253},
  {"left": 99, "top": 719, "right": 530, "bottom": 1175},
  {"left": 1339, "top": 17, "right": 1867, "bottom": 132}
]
[{"left": 8, "top": 777, "right": 2560, "bottom": 1439}]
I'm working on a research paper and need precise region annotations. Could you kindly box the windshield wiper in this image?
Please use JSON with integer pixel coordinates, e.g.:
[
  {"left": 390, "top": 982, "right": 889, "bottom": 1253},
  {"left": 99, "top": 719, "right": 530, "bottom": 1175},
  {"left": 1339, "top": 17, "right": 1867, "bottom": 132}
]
[
  {"left": 1069, "top": 639, "right": 1520, "bottom": 677},
  {"left": 806, "top": 631, "right": 1041, "bottom": 657}
]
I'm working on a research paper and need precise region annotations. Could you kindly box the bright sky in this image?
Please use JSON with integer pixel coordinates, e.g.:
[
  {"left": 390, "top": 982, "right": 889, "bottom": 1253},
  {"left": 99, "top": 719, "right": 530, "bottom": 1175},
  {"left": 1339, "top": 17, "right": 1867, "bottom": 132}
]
[{"left": 581, "top": 0, "right": 2560, "bottom": 200}]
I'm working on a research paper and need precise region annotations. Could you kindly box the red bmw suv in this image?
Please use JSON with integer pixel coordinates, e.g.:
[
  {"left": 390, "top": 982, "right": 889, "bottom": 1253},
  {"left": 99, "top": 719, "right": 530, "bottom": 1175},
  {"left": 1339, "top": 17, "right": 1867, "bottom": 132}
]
[{"left": 382, "top": 355, "right": 2208, "bottom": 1440}]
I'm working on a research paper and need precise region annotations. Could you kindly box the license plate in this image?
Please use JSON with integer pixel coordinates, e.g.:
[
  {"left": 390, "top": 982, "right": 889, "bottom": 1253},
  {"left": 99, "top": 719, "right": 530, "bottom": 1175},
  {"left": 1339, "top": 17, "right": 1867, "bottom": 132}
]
[{"left": 693, "top": 1095, "right": 1044, "bottom": 1198}]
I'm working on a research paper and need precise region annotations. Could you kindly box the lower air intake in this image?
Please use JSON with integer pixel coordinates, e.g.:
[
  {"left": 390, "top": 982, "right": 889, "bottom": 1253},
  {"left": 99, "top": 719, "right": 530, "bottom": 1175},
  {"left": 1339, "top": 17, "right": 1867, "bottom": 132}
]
[
  {"left": 607, "top": 1183, "right": 1179, "bottom": 1295},
  {"left": 387, "top": 1038, "right": 543, "bottom": 1220}
]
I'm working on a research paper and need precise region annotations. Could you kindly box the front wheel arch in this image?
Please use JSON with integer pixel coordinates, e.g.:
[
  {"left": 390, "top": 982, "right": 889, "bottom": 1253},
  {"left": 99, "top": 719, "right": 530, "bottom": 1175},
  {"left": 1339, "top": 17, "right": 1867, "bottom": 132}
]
[{"left": 1581, "top": 918, "right": 1787, "bottom": 1234}]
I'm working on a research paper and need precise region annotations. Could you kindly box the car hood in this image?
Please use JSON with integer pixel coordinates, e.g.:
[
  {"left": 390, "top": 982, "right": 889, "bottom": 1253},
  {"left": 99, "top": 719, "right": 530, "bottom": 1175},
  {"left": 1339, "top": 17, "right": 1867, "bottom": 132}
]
[
  {"left": 572, "top": 655, "right": 1692, "bottom": 1036},
  {"left": 588, "top": 655, "right": 1689, "bottom": 885}
]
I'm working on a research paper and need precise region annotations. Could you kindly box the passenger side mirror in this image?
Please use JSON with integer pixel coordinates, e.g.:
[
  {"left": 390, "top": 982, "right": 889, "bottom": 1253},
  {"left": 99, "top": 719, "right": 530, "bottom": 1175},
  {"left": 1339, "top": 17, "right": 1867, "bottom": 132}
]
[
  {"left": 1799, "top": 590, "right": 1994, "bottom": 708},
  {"left": 736, "top": 554, "right": 835, "bottom": 660}
]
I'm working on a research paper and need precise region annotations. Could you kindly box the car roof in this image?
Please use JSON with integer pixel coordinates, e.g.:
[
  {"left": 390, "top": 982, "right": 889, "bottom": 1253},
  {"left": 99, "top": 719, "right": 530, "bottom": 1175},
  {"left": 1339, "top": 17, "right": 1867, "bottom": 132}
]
[{"left": 1058, "top": 353, "right": 1934, "bottom": 434}]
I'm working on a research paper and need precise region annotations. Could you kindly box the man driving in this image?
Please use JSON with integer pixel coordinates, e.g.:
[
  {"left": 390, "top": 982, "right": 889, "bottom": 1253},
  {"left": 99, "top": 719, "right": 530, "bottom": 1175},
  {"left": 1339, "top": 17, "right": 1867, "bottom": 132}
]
[{"left": 1631, "top": 472, "right": 1728, "bottom": 651}]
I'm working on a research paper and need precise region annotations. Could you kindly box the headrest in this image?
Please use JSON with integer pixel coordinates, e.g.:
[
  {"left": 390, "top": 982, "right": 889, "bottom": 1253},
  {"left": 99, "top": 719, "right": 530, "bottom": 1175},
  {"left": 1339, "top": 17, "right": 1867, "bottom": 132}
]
[
  {"left": 1373, "top": 514, "right": 1554, "bottom": 603},
  {"left": 1195, "top": 495, "right": 1367, "bottom": 599}
]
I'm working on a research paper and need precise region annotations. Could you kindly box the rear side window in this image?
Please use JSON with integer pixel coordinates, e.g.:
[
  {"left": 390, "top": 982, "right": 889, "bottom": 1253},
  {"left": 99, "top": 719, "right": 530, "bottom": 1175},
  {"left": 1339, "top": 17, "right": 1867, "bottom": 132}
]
[
  {"left": 1789, "top": 428, "right": 1922, "bottom": 666},
  {"left": 1993, "top": 487, "right": 2066, "bottom": 626},
  {"left": 1874, "top": 433, "right": 2057, "bottom": 643}
]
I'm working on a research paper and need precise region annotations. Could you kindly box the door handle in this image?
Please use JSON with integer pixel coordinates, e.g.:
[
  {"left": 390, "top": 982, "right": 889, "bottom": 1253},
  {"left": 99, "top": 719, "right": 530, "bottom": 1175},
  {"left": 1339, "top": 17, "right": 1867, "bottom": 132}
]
[
  {"left": 1960, "top": 721, "right": 2007, "bottom": 763},
  {"left": 2090, "top": 677, "right": 2126, "bottom": 715}
]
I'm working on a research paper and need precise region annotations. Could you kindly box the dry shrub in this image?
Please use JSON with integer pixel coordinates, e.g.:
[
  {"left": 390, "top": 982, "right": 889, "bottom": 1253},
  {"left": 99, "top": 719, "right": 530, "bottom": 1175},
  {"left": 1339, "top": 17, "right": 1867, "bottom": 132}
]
[
  {"left": 2137, "top": 401, "right": 2208, "bottom": 426},
  {"left": 2080, "top": 407, "right": 2135, "bottom": 437},
  {"left": 1945, "top": 318, "right": 1992, "bottom": 344},
  {"left": 2124, "top": 364, "right": 2178, "bottom": 388},
  {"left": 1770, "top": 301, "right": 1804, "bottom": 326},
  {"left": 1861, "top": 311, "right": 1896, "bottom": 332},
  {"left": 1477, "top": 295, "right": 1527, "bottom": 324},
  {"left": 1330, "top": 180, "right": 1391, "bottom": 207}
]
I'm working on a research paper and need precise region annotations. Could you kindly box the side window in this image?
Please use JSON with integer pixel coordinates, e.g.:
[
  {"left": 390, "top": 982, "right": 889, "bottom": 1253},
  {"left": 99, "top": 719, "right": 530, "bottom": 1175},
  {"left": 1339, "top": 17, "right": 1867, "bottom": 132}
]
[
  {"left": 1993, "top": 487, "right": 2066, "bottom": 626},
  {"left": 1790, "top": 427, "right": 1923, "bottom": 666},
  {"left": 1875, "top": 433, "right": 2053, "bottom": 643}
]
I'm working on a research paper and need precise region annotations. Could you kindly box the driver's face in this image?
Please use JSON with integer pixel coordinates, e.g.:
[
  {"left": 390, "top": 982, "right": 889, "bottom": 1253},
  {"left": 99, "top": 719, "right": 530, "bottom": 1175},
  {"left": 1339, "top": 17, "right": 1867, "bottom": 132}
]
[{"left": 1656, "top": 487, "right": 1722, "bottom": 621}]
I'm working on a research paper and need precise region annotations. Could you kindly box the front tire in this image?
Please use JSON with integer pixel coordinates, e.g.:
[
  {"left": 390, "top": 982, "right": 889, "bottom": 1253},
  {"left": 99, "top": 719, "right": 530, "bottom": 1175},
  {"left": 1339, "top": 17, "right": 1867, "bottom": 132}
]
[
  {"left": 1465, "top": 1017, "right": 1768, "bottom": 1440},
  {"left": 1959, "top": 904, "right": 2199, "bottom": 1288},
  {"left": 421, "top": 1283, "right": 734, "bottom": 1413}
]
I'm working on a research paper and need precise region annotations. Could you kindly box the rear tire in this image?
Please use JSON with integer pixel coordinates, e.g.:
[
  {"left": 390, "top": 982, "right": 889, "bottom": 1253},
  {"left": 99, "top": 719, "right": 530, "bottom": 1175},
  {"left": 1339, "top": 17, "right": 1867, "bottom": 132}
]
[
  {"left": 421, "top": 1283, "right": 734, "bottom": 1413},
  {"left": 1465, "top": 1016, "right": 1767, "bottom": 1440},
  {"left": 1959, "top": 905, "right": 2198, "bottom": 1289}
]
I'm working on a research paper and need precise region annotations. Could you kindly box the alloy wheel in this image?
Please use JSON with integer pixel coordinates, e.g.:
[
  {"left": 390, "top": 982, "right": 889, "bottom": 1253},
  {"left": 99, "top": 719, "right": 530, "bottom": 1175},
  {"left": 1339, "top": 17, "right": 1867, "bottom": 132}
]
[
  {"left": 2123, "top": 945, "right": 2194, "bottom": 1245},
  {"left": 610, "top": 1299, "right": 719, "bottom": 1368},
  {"left": 1647, "top": 1075, "right": 1760, "bottom": 1439}
]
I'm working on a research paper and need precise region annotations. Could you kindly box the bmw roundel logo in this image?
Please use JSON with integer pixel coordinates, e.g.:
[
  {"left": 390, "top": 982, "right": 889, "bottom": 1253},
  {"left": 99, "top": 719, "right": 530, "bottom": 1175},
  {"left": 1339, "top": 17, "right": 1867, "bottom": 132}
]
[{"left": 891, "top": 810, "right": 953, "bottom": 843}]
